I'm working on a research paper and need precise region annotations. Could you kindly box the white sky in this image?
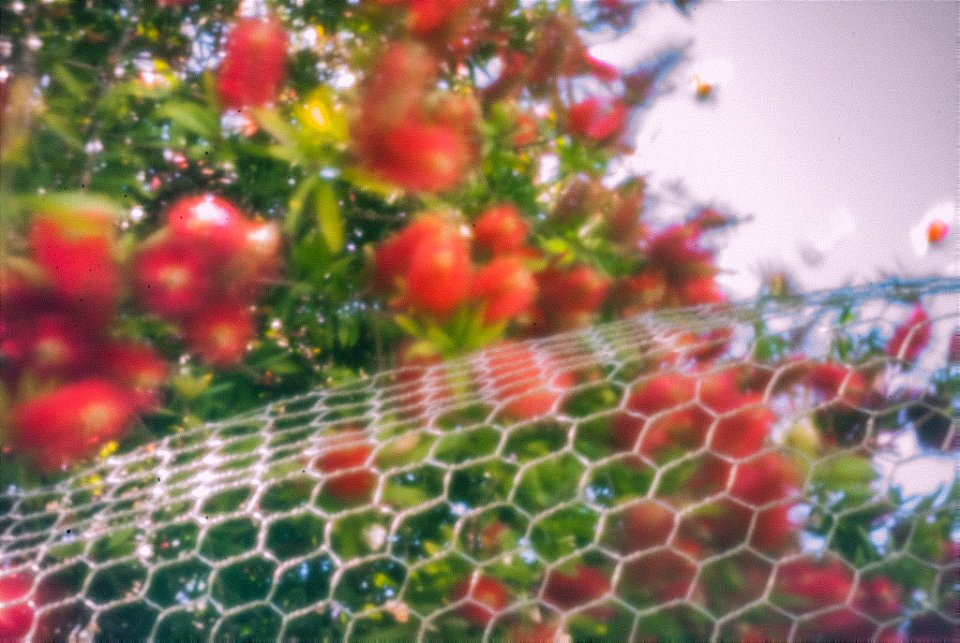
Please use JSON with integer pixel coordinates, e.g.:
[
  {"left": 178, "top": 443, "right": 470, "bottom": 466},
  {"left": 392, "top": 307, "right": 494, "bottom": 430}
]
[{"left": 597, "top": 0, "right": 958, "bottom": 297}]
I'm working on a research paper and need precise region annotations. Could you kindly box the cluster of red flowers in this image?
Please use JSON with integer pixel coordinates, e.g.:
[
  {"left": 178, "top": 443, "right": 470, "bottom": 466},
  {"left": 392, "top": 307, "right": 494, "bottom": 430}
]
[
  {"left": 612, "top": 215, "right": 729, "bottom": 315},
  {"left": 216, "top": 17, "right": 288, "bottom": 111},
  {"left": 2, "top": 210, "right": 164, "bottom": 469},
  {"left": 372, "top": 208, "right": 616, "bottom": 343},
  {"left": 133, "top": 194, "right": 280, "bottom": 367},
  {"left": 0, "top": 195, "right": 278, "bottom": 470},
  {"left": 353, "top": 41, "right": 479, "bottom": 193}
]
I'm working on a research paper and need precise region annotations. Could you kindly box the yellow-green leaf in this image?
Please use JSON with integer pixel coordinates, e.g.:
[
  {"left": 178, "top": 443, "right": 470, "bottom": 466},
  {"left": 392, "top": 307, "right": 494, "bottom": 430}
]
[{"left": 314, "top": 181, "right": 344, "bottom": 252}]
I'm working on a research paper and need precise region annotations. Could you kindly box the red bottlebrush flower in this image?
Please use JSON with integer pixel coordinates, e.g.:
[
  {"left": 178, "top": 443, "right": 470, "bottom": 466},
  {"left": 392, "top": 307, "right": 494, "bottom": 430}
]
[
  {"left": 509, "top": 624, "right": 559, "bottom": 643},
  {"left": 537, "top": 265, "right": 610, "bottom": 315},
  {"left": 314, "top": 432, "right": 377, "bottom": 502},
  {"left": 638, "top": 407, "right": 712, "bottom": 461},
  {"left": 698, "top": 370, "right": 774, "bottom": 458},
  {"left": 185, "top": 304, "right": 255, "bottom": 367},
  {"left": 566, "top": 97, "right": 628, "bottom": 143},
  {"left": 731, "top": 454, "right": 800, "bottom": 506},
  {"left": 886, "top": 304, "right": 932, "bottom": 361},
  {"left": 225, "top": 219, "right": 283, "bottom": 295},
  {"left": 0, "top": 574, "right": 33, "bottom": 639},
  {"left": 453, "top": 575, "right": 510, "bottom": 627},
  {"left": 471, "top": 257, "right": 537, "bottom": 324},
  {"left": 217, "top": 17, "right": 288, "bottom": 110},
  {"left": 165, "top": 194, "right": 247, "bottom": 260},
  {"left": 511, "top": 112, "right": 539, "bottom": 147},
  {"left": 23, "top": 314, "right": 92, "bottom": 378},
  {"left": 610, "top": 270, "right": 668, "bottom": 314},
  {"left": 368, "top": 120, "right": 473, "bottom": 193},
  {"left": 712, "top": 400, "right": 774, "bottom": 458},
  {"left": 676, "top": 275, "right": 725, "bottom": 306},
  {"left": 677, "top": 498, "right": 753, "bottom": 554},
  {"left": 612, "top": 373, "right": 696, "bottom": 450},
  {"left": 12, "top": 379, "right": 134, "bottom": 470},
  {"left": 487, "top": 342, "right": 574, "bottom": 420},
  {"left": 773, "top": 558, "right": 854, "bottom": 615},
  {"left": 805, "top": 362, "right": 870, "bottom": 405},
  {"left": 621, "top": 550, "right": 697, "bottom": 603},
  {"left": 751, "top": 504, "right": 796, "bottom": 552},
  {"left": 372, "top": 215, "right": 447, "bottom": 290},
  {"left": 623, "top": 500, "right": 676, "bottom": 552},
  {"left": 855, "top": 576, "right": 904, "bottom": 621},
  {"left": 101, "top": 342, "right": 169, "bottom": 412},
  {"left": 406, "top": 229, "right": 472, "bottom": 316},
  {"left": 472, "top": 204, "right": 528, "bottom": 256},
  {"left": 543, "top": 565, "right": 610, "bottom": 610},
  {"left": 583, "top": 53, "right": 620, "bottom": 82},
  {"left": 357, "top": 41, "right": 437, "bottom": 129},
  {"left": 646, "top": 223, "right": 713, "bottom": 272},
  {"left": 29, "top": 219, "right": 118, "bottom": 324},
  {"left": 133, "top": 237, "right": 212, "bottom": 318}
]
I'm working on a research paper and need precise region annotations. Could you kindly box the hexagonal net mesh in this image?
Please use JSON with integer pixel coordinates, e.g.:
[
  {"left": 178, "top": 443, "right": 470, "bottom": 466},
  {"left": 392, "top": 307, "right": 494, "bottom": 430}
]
[{"left": 1, "top": 277, "right": 957, "bottom": 641}]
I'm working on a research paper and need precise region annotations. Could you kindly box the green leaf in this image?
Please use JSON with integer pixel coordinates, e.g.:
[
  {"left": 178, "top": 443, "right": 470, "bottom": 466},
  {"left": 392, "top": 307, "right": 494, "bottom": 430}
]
[
  {"left": 286, "top": 175, "right": 320, "bottom": 237},
  {"left": 813, "top": 455, "right": 876, "bottom": 492},
  {"left": 252, "top": 107, "right": 298, "bottom": 149},
  {"left": 155, "top": 100, "right": 219, "bottom": 139},
  {"left": 314, "top": 181, "right": 344, "bottom": 252},
  {"left": 20, "top": 191, "right": 123, "bottom": 222},
  {"left": 51, "top": 63, "right": 90, "bottom": 102}
]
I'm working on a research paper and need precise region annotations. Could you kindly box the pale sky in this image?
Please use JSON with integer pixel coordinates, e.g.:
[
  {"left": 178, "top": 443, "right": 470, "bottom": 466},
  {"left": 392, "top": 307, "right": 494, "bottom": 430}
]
[{"left": 596, "top": 0, "right": 958, "bottom": 296}]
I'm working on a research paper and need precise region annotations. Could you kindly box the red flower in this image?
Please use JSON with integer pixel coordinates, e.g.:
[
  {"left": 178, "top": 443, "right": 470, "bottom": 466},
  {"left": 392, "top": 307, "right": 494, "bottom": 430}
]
[
  {"left": 471, "top": 257, "right": 537, "bottom": 324},
  {"left": 677, "top": 275, "right": 725, "bottom": 306},
  {"left": 453, "top": 574, "right": 510, "bottom": 627},
  {"left": 805, "top": 362, "right": 870, "bottom": 405},
  {"left": 886, "top": 304, "right": 931, "bottom": 361},
  {"left": 487, "top": 342, "right": 574, "bottom": 420},
  {"left": 511, "top": 112, "right": 539, "bottom": 147},
  {"left": 623, "top": 500, "right": 676, "bottom": 552},
  {"left": 185, "top": 304, "right": 255, "bottom": 367},
  {"left": 646, "top": 223, "right": 714, "bottom": 280},
  {"left": 134, "top": 237, "right": 212, "bottom": 318},
  {"left": 101, "top": 342, "right": 169, "bottom": 412},
  {"left": 751, "top": 504, "right": 796, "bottom": 552},
  {"left": 12, "top": 379, "right": 134, "bottom": 470},
  {"left": 472, "top": 204, "right": 528, "bottom": 256},
  {"left": 700, "top": 369, "right": 774, "bottom": 458},
  {"left": 217, "top": 17, "right": 288, "bottom": 110},
  {"left": 731, "top": 454, "right": 800, "bottom": 506},
  {"left": 773, "top": 558, "right": 854, "bottom": 614},
  {"left": 29, "top": 219, "right": 117, "bottom": 325},
  {"left": 23, "top": 313, "right": 92, "bottom": 378},
  {"left": 165, "top": 194, "right": 248, "bottom": 263},
  {"left": 406, "top": 229, "right": 472, "bottom": 316},
  {"left": 368, "top": 120, "right": 473, "bottom": 193},
  {"left": 583, "top": 53, "right": 620, "bottom": 82},
  {"left": 314, "top": 431, "right": 377, "bottom": 502},
  {"left": 373, "top": 215, "right": 447, "bottom": 290},
  {"left": 612, "top": 373, "right": 696, "bottom": 451},
  {"left": 621, "top": 550, "right": 696, "bottom": 603},
  {"left": 535, "top": 264, "right": 610, "bottom": 331},
  {"left": 855, "top": 576, "right": 903, "bottom": 620},
  {"left": 566, "top": 97, "right": 628, "bottom": 143},
  {"left": 0, "top": 574, "right": 33, "bottom": 639},
  {"left": 225, "top": 220, "right": 283, "bottom": 296},
  {"left": 543, "top": 564, "right": 610, "bottom": 610},
  {"left": 508, "top": 624, "right": 559, "bottom": 643}
]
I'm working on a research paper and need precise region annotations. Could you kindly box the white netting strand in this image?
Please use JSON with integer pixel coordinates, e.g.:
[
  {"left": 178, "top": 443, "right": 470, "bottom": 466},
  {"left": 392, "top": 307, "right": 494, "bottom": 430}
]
[{"left": 1, "top": 277, "right": 958, "bottom": 641}]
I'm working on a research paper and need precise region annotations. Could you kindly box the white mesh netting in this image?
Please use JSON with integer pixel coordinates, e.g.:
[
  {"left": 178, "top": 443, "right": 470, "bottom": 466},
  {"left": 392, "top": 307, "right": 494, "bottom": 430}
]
[{"left": 1, "top": 277, "right": 957, "bottom": 641}]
